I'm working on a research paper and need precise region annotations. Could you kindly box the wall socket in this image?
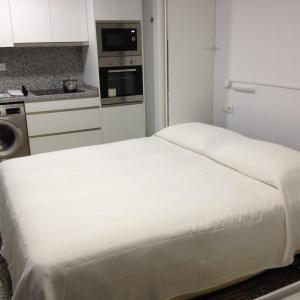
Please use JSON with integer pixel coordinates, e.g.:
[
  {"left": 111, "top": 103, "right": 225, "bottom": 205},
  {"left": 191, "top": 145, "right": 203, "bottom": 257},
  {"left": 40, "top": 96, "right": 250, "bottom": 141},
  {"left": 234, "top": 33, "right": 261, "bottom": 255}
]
[
  {"left": 223, "top": 104, "right": 234, "bottom": 114},
  {"left": 0, "top": 63, "right": 6, "bottom": 72}
]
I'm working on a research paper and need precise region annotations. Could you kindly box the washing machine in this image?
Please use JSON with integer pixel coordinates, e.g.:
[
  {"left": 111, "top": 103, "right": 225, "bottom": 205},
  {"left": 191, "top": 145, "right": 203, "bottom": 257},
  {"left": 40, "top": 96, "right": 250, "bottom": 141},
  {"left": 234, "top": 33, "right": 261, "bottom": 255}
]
[{"left": 0, "top": 102, "right": 30, "bottom": 161}]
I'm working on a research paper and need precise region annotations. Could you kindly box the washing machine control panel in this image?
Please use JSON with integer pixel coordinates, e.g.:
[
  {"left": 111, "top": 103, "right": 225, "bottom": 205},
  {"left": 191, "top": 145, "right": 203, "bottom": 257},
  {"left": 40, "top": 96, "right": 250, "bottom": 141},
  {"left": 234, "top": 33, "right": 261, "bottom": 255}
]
[
  {"left": 0, "top": 107, "right": 21, "bottom": 116},
  {"left": 6, "top": 107, "right": 21, "bottom": 115}
]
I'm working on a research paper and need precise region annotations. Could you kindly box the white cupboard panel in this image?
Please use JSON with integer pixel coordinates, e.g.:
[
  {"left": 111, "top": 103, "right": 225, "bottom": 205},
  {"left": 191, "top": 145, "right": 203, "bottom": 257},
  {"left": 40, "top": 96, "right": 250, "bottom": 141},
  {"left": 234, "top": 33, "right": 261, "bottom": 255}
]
[
  {"left": 25, "top": 98, "right": 100, "bottom": 113},
  {"left": 9, "top": 0, "right": 52, "bottom": 43},
  {"left": 102, "top": 104, "right": 146, "bottom": 144},
  {"left": 27, "top": 108, "right": 101, "bottom": 137},
  {"left": 0, "top": 0, "right": 13, "bottom": 47},
  {"left": 29, "top": 130, "right": 101, "bottom": 154},
  {"left": 167, "top": 0, "right": 215, "bottom": 125},
  {"left": 94, "top": 0, "right": 142, "bottom": 21},
  {"left": 50, "top": 0, "right": 88, "bottom": 42}
]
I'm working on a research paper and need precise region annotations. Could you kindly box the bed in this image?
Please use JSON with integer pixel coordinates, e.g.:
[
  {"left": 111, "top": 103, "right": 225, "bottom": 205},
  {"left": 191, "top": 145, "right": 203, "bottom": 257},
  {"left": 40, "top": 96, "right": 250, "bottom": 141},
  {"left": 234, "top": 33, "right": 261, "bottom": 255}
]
[{"left": 0, "top": 122, "right": 300, "bottom": 300}]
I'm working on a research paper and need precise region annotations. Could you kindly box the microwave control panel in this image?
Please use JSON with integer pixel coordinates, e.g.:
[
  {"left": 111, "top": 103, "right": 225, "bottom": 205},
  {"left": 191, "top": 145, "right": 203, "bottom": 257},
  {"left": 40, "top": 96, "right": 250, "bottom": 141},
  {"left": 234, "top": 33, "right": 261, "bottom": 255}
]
[{"left": 99, "top": 56, "right": 143, "bottom": 68}]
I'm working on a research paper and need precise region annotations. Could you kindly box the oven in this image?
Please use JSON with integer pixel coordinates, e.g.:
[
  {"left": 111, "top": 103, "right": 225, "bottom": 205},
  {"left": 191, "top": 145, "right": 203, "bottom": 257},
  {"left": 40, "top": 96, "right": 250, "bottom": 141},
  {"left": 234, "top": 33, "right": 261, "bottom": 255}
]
[
  {"left": 96, "top": 22, "right": 142, "bottom": 57},
  {"left": 99, "top": 56, "right": 143, "bottom": 107}
]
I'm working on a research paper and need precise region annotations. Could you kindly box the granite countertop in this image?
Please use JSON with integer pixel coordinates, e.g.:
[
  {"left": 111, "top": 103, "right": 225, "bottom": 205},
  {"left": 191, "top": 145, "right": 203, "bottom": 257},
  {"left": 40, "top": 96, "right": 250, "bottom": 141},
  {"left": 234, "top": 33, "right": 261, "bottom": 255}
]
[{"left": 0, "top": 84, "right": 99, "bottom": 104}]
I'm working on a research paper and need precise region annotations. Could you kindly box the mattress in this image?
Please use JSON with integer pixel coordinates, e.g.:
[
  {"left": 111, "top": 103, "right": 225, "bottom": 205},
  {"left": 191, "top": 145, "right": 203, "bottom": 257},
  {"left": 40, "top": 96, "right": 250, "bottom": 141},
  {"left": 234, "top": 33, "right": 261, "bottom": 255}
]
[{"left": 0, "top": 123, "right": 300, "bottom": 300}]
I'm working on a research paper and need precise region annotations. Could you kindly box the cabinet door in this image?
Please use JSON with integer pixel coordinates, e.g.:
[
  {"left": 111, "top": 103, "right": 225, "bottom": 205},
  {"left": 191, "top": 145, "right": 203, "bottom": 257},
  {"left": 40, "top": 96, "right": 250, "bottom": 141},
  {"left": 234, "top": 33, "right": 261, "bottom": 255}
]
[
  {"left": 94, "top": 0, "right": 142, "bottom": 21},
  {"left": 26, "top": 109, "right": 101, "bottom": 137},
  {"left": 50, "top": 0, "right": 88, "bottom": 42},
  {"left": 9, "top": 0, "right": 52, "bottom": 43},
  {"left": 29, "top": 130, "right": 101, "bottom": 154},
  {"left": 102, "top": 104, "right": 146, "bottom": 144},
  {"left": 0, "top": 0, "right": 13, "bottom": 47}
]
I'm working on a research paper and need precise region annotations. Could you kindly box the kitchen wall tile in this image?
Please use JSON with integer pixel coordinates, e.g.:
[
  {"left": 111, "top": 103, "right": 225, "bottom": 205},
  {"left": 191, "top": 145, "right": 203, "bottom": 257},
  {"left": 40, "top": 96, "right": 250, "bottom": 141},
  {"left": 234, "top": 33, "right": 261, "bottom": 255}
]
[{"left": 0, "top": 47, "right": 84, "bottom": 91}]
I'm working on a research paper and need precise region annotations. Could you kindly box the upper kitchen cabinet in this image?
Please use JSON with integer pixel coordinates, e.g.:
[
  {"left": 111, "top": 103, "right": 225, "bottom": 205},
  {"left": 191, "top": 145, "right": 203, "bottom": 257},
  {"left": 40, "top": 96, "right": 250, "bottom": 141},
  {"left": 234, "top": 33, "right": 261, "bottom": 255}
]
[
  {"left": 94, "top": 0, "right": 142, "bottom": 21},
  {"left": 9, "top": 0, "right": 88, "bottom": 44},
  {"left": 0, "top": 0, "right": 14, "bottom": 47},
  {"left": 49, "top": 0, "right": 88, "bottom": 42},
  {"left": 9, "top": 0, "right": 52, "bottom": 43}
]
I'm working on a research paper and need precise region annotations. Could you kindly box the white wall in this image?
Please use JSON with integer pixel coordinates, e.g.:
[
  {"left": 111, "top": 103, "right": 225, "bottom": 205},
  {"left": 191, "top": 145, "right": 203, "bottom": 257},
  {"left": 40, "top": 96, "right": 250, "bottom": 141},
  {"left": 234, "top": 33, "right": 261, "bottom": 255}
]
[
  {"left": 167, "top": 0, "right": 215, "bottom": 126},
  {"left": 213, "top": 0, "right": 300, "bottom": 150},
  {"left": 94, "top": 0, "right": 141, "bottom": 21},
  {"left": 83, "top": 0, "right": 100, "bottom": 88},
  {"left": 142, "top": 0, "right": 155, "bottom": 135},
  {"left": 142, "top": 0, "right": 166, "bottom": 136}
]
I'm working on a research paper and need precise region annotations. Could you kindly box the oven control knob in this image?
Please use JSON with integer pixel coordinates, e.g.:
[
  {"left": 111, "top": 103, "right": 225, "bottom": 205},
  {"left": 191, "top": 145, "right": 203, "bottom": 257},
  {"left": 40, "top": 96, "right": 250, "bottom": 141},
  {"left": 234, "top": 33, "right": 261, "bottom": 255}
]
[
  {"left": 130, "top": 59, "right": 135, "bottom": 65},
  {"left": 119, "top": 59, "right": 124, "bottom": 65}
]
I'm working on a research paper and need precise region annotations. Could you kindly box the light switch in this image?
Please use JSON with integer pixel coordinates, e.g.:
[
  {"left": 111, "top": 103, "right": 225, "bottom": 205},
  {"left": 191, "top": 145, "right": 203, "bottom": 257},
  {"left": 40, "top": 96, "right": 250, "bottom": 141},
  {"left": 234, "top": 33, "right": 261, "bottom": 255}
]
[
  {"left": 223, "top": 104, "right": 234, "bottom": 114},
  {"left": 0, "top": 63, "right": 6, "bottom": 72}
]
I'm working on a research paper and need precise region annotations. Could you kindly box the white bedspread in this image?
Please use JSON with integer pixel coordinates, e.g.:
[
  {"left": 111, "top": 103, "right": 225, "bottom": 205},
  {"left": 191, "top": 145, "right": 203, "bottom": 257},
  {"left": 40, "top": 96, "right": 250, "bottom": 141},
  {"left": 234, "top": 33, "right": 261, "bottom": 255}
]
[{"left": 0, "top": 123, "right": 299, "bottom": 300}]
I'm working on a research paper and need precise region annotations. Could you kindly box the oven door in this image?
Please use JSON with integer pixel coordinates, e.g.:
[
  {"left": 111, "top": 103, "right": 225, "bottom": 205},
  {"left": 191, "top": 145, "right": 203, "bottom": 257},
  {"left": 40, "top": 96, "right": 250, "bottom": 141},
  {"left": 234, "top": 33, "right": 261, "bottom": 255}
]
[
  {"left": 100, "top": 65, "right": 144, "bottom": 107},
  {"left": 97, "top": 23, "right": 142, "bottom": 57}
]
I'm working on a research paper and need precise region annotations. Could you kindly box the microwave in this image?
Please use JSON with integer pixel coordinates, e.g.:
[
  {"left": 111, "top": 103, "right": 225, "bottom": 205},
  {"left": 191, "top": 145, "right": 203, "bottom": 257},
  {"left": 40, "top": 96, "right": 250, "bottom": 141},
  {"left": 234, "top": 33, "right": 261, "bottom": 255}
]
[{"left": 96, "top": 22, "right": 142, "bottom": 57}]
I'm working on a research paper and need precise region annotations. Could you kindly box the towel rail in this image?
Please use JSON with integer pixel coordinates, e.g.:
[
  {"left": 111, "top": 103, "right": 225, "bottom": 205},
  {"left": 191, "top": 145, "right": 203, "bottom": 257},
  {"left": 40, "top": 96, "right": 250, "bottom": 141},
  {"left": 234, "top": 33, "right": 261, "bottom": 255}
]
[{"left": 224, "top": 78, "right": 300, "bottom": 92}]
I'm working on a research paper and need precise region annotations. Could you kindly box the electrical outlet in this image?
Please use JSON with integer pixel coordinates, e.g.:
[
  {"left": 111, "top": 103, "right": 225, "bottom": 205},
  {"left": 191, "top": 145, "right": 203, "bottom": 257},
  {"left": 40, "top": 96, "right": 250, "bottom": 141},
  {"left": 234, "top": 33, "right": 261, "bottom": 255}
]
[
  {"left": 223, "top": 104, "right": 234, "bottom": 114},
  {"left": 0, "top": 63, "right": 6, "bottom": 72}
]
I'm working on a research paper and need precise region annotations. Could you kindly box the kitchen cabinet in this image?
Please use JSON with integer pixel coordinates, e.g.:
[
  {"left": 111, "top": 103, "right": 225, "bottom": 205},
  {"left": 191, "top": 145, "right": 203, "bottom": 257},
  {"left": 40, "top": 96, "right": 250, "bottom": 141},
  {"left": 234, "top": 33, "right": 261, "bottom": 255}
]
[
  {"left": 102, "top": 104, "right": 146, "bottom": 144},
  {"left": 26, "top": 109, "right": 100, "bottom": 136},
  {"left": 25, "top": 97, "right": 101, "bottom": 154},
  {"left": 9, "top": 0, "right": 52, "bottom": 43},
  {"left": 94, "top": 0, "right": 142, "bottom": 21},
  {"left": 0, "top": 0, "right": 14, "bottom": 47},
  {"left": 9, "top": 0, "right": 88, "bottom": 44},
  {"left": 29, "top": 130, "right": 101, "bottom": 154},
  {"left": 50, "top": 0, "right": 88, "bottom": 42}
]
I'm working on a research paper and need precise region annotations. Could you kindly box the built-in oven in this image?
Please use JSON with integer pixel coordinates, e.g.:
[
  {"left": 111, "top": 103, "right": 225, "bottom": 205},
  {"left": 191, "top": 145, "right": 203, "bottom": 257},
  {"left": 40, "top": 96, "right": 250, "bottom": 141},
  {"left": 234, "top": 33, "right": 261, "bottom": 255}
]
[
  {"left": 96, "top": 22, "right": 142, "bottom": 57},
  {"left": 99, "top": 56, "right": 143, "bottom": 107}
]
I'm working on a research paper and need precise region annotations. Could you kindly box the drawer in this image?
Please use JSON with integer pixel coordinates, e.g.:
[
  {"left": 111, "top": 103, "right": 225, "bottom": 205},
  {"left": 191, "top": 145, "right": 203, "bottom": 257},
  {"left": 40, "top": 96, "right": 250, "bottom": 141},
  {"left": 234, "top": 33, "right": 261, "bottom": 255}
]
[
  {"left": 29, "top": 129, "right": 101, "bottom": 154},
  {"left": 25, "top": 97, "right": 100, "bottom": 113},
  {"left": 27, "top": 108, "right": 101, "bottom": 137}
]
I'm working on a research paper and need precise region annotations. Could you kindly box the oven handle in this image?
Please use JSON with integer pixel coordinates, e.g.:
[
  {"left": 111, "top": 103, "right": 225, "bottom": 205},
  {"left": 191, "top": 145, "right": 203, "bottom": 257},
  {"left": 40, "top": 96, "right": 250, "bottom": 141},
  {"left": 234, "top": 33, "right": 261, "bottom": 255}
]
[{"left": 108, "top": 69, "right": 137, "bottom": 73}]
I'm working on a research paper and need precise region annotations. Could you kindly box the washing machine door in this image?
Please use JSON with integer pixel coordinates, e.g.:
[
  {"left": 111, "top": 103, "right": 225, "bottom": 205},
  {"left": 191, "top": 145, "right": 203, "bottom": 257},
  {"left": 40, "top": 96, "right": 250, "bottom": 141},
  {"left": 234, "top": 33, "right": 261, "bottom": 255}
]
[{"left": 0, "top": 120, "right": 24, "bottom": 159}]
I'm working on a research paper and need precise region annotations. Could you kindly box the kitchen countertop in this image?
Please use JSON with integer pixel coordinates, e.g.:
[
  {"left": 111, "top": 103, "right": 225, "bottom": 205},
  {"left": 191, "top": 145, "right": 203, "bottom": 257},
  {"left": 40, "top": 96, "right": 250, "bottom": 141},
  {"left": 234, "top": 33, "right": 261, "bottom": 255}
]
[{"left": 0, "top": 85, "right": 99, "bottom": 104}]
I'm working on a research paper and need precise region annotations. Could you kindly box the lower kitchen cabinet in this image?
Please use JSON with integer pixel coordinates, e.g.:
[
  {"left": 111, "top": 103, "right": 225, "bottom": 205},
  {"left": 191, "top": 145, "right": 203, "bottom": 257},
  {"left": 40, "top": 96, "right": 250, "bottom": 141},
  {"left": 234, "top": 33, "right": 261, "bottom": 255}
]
[
  {"left": 25, "top": 97, "right": 101, "bottom": 154},
  {"left": 101, "top": 104, "right": 146, "bottom": 144},
  {"left": 29, "top": 130, "right": 101, "bottom": 154},
  {"left": 26, "top": 108, "right": 101, "bottom": 137}
]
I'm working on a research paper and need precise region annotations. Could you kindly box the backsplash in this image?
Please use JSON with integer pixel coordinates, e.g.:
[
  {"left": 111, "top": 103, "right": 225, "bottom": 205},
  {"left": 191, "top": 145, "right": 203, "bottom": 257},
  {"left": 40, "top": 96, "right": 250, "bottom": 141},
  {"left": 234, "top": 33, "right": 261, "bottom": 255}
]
[{"left": 0, "top": 47, "right": 84, "bottom": 92}]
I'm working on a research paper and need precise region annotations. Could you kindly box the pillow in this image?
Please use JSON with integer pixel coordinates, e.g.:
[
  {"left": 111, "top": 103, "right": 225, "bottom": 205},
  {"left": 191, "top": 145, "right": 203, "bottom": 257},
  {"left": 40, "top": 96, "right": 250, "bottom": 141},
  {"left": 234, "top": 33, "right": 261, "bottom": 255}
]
[{"left": 155, "top": 123, "right": 300, "bottom": 189}]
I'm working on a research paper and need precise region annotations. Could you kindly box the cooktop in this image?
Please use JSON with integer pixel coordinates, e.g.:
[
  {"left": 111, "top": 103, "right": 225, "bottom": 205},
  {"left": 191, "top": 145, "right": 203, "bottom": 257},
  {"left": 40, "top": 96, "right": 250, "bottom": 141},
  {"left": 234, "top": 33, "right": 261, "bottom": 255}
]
[{"left": 31, "top": 89, "right": 84, "bottom": 96}]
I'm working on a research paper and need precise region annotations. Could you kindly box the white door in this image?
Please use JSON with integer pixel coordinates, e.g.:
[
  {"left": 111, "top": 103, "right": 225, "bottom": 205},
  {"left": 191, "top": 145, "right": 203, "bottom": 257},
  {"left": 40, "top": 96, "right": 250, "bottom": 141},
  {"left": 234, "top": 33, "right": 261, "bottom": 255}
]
[
  {"left": 49, "top": 0, "right": 88, "bottom": 42},
  {"left": 0, "top": 0, "right": 13, "bottom": 47},
  {"left": 9, "top": 0, "right": 52, "bottom": 43},
  {"left": 167, "top": 0, "right": 215, "bottom": 125}
]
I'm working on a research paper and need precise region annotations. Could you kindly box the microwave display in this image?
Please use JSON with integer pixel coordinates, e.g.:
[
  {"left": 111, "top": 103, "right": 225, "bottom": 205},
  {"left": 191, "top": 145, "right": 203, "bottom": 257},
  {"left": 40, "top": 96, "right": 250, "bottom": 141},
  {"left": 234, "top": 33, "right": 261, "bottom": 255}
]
[{"left": 102, "top": 29, "right": 138, "bottom": 52}]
